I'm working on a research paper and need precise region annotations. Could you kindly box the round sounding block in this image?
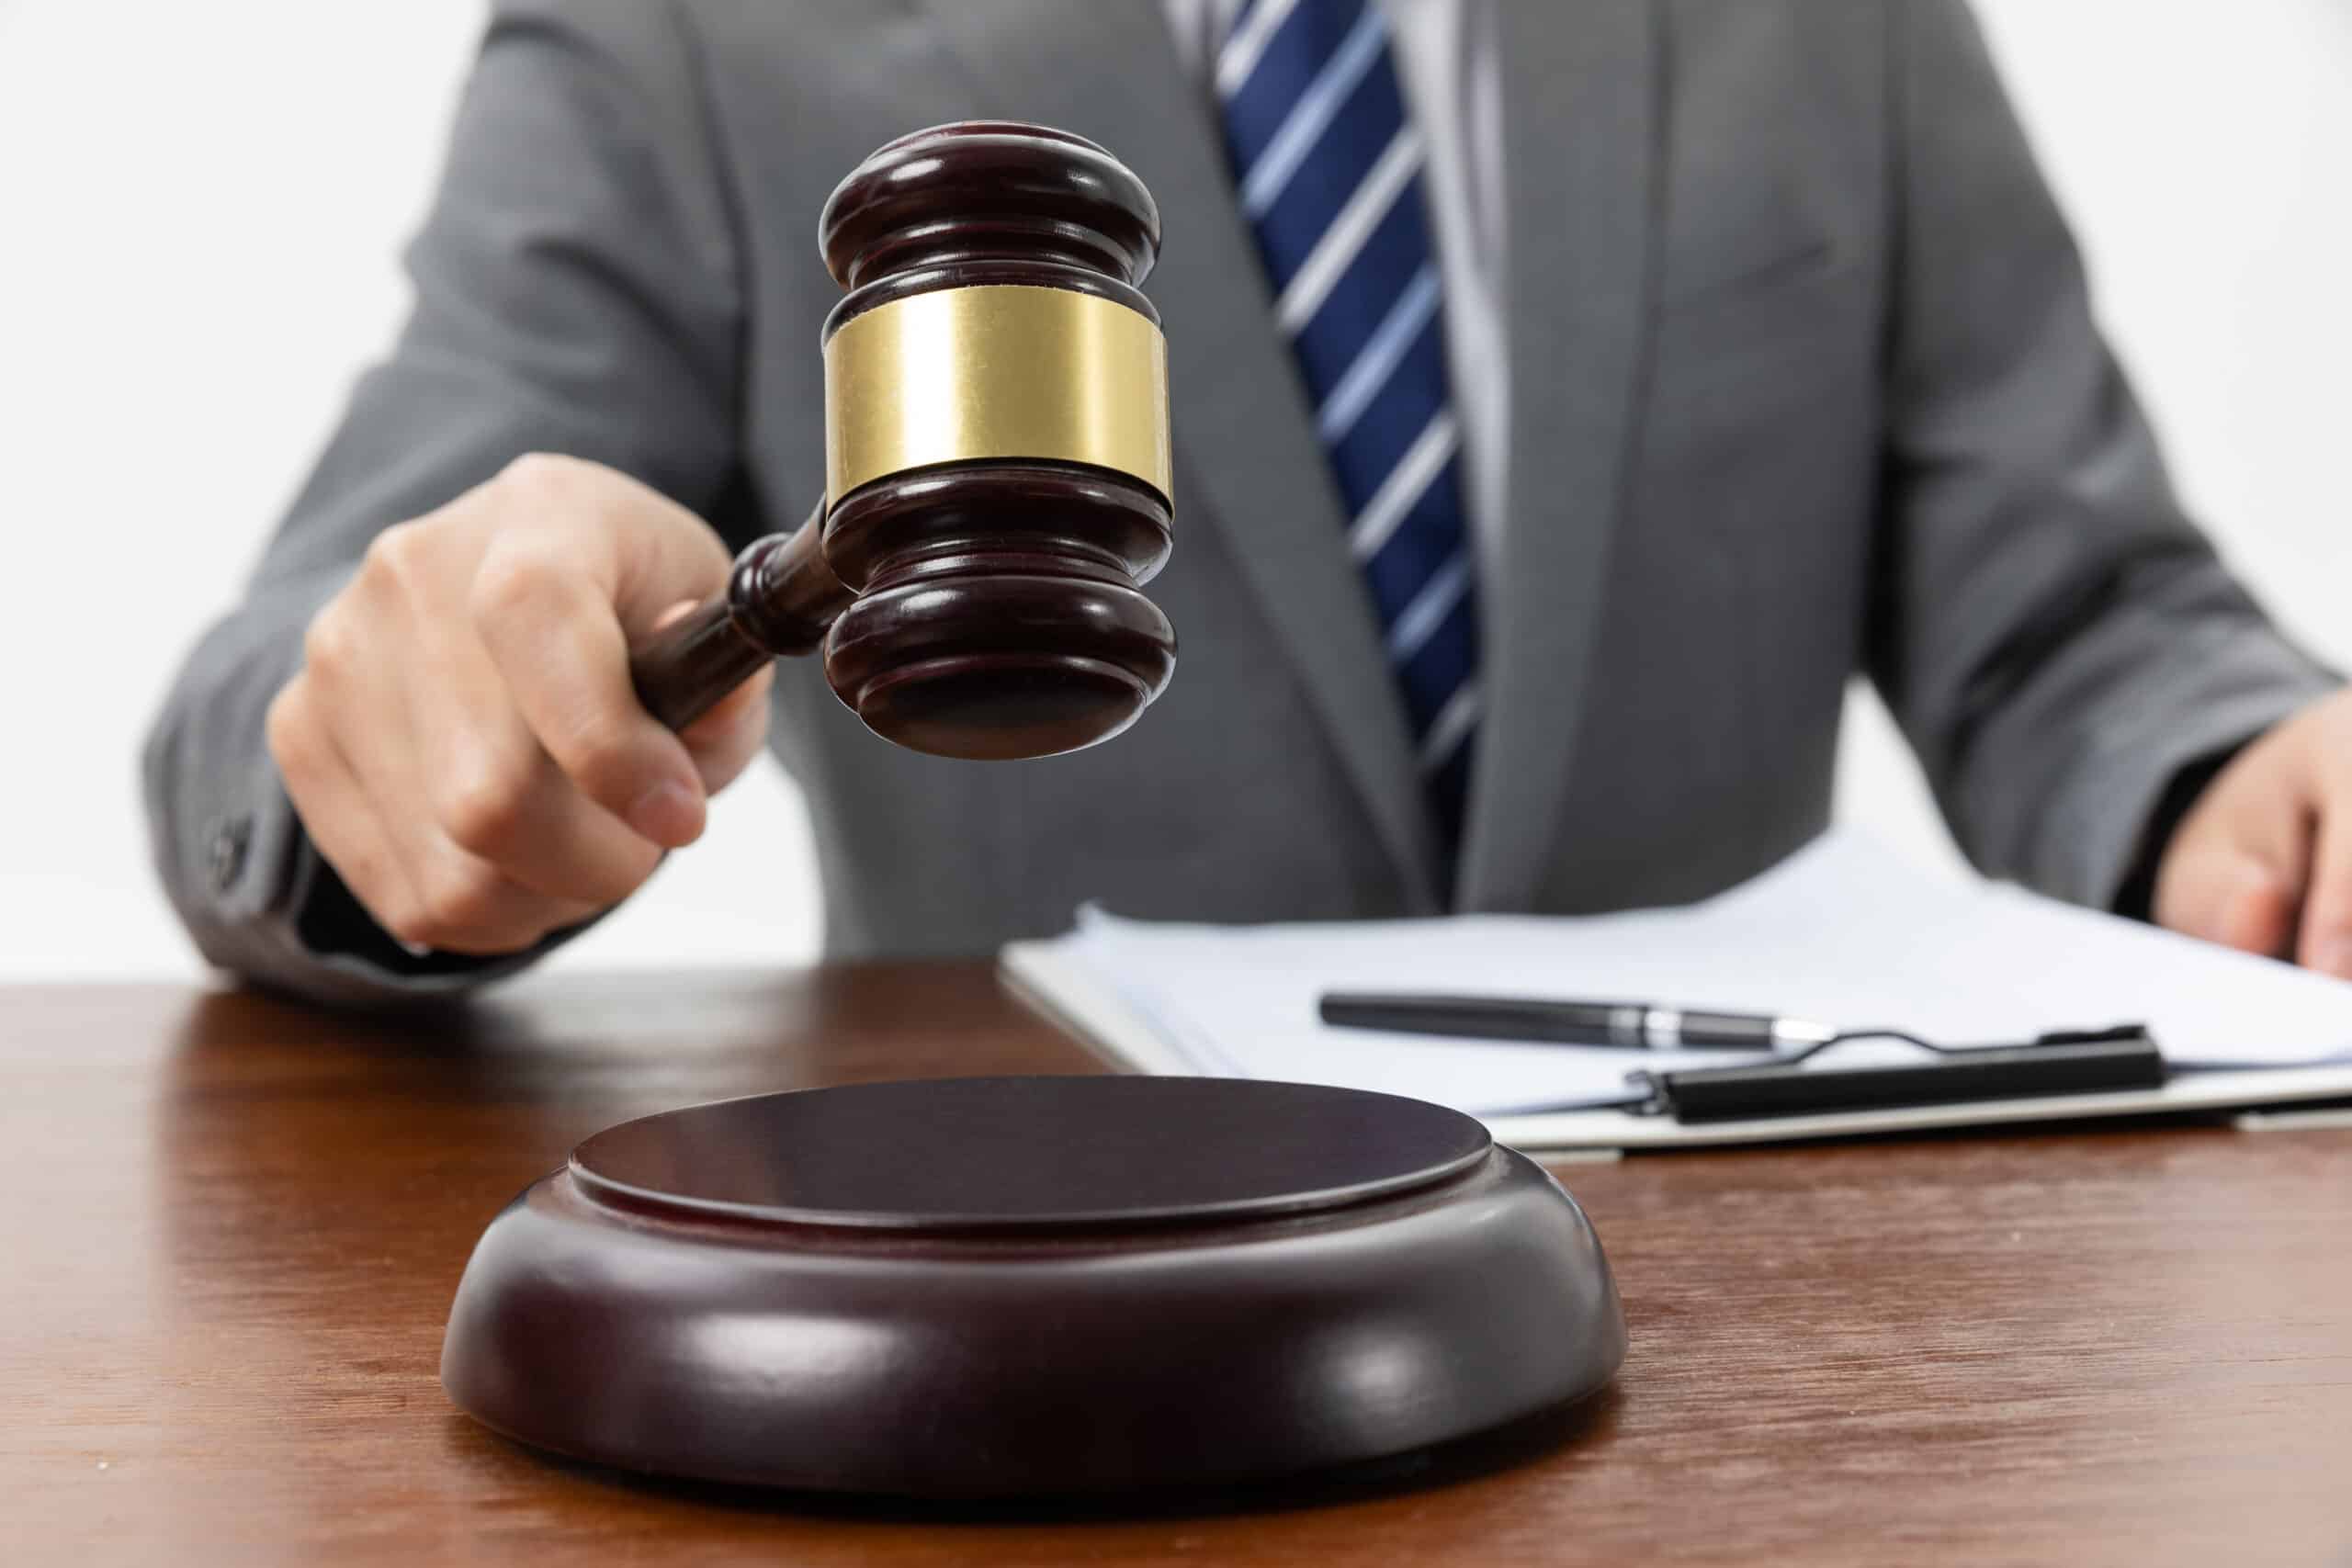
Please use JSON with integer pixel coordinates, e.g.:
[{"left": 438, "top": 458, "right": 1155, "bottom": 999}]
[{"left": 440, "top": 1076, "right": 1625, "bottom": 1496}]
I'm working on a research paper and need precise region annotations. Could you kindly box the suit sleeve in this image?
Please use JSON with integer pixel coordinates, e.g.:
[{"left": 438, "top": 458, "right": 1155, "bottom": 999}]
[
  {"left": 1868, "top": 0, "right": 2335, "bottom": 909},
  {"left": 141, "top": 0, "right": 747, "bottom": 1002}
]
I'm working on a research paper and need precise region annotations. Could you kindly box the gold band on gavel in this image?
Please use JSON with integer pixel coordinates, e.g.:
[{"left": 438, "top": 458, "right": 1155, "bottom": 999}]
[{"left": 824, "top": 283, "right": 1173, "bottom": 505}]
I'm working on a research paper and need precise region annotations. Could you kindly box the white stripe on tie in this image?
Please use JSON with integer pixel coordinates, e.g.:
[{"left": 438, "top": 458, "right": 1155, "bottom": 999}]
[
  {"left": 1349, "top": 410, "right": 1457, "bottom": 563},
  {"left": 1216, "top": 0, "right": 1305, "bottom": 99},
  {"left": 1237, "top": 6, "right": 1388, "bottom": 218},
  {"left": 1419, "top": 681, "right": 1481, "bottom": 769},
  {"left": 1317, "top": 261, "right": 1440, "bottom": 442},
  {"left": 1386, "top": 550, "right": 1471, "bottom": 662},
  {"left": 1275, "top": 125, "right": 1423, "bottom": 333}
]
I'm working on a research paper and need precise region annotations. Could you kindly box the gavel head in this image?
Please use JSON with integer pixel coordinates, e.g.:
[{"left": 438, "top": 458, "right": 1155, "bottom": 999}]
[{"left": 813, "top": 122, "right": 1178, "bottom": 761}]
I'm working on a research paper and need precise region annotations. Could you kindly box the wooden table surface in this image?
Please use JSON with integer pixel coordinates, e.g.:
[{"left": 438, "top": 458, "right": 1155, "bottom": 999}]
[{"left": 6, "top": 964, "right": 2348, "bottom": 1566}]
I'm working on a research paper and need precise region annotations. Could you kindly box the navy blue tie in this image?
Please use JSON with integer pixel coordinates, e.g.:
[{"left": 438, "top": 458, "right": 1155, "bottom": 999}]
[{"left": 1216, "top": 0, "right": 1480, "bottom": 852}]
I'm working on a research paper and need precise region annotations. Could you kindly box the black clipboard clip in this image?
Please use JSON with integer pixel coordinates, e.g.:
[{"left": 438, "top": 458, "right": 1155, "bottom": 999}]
[{"left": 1633, "top": 1023, "right": 2165, "bottom": 1123}]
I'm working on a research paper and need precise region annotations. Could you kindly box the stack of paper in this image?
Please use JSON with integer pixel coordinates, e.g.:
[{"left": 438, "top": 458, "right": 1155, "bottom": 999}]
[{"left": 1001, "top": 830, "right": 2352, "bottom": 1150}]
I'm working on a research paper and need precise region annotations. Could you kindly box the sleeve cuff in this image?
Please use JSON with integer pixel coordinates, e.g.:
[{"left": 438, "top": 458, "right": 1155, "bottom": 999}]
[
  {"left": 2035, "top": 676, "right": 2334, "bottom": 915},
  {"left": 2107, "top": 748, "right": 2241, "bottom": 921}
]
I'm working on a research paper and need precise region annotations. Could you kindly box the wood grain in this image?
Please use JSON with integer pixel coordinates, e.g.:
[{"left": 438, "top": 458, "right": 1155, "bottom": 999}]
[{"left": 5, "top": 966, "right": 2347, "bottom": 1565}]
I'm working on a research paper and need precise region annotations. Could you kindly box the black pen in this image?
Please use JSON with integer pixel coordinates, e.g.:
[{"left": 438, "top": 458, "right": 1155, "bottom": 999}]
[{"left": 1317, "top": 992, "right": 1837, "bottom": 1051}]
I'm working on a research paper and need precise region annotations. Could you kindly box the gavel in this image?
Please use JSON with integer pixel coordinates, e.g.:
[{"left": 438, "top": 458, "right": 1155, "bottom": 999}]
[{"left": 625, "top": 121, "right": 1177, "bottom": 762}]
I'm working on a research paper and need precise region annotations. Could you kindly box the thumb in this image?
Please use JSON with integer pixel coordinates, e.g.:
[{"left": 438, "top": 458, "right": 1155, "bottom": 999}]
[
  {"left": 591, "top": 476, "right": 739, "bottom": 644},
  {"left": 650, "top": 599, "right": 776, "bottom": 795},
  {"left": 470, "top": 457, "right": 735, "bottom": 847},
  {"left": 492, "top": 454, "right": 736, "bottom": 637}
]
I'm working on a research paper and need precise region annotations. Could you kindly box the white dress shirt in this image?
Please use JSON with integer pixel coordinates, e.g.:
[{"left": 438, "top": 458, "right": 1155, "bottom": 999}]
[{"left": 1161, "top": 0, "right": 1509, "bottom": 575}]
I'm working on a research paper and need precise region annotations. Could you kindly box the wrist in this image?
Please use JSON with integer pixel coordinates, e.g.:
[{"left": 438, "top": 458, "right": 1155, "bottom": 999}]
[{"left": 2114, "top": 747, "right": 2245, "bottom": 921}]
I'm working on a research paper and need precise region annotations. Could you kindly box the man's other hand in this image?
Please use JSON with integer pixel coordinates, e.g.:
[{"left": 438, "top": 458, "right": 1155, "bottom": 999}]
[
  {"left": 2155, "top": 687, "right": 2352, "bottom": 976},
  {"left": 266, "top": 455, "right": 772, "bottom": 956}
]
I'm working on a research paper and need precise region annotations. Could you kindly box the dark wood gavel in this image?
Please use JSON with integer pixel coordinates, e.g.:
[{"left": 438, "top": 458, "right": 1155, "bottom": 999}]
[{"left": 625, "top": 121, "right": 1177, "bottom": 761}]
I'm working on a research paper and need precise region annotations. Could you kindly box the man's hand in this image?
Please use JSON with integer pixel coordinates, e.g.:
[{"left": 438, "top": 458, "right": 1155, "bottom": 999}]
[
  {"left": 2154, "top": 688, "right": 2352, "bottom": 976},
  {"left": 266, "top": 454, "right": 772, "bottom": 956}
]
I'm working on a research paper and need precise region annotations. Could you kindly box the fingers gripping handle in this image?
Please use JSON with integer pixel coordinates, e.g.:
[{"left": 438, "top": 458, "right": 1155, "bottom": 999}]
[
  {"left": 627, "top": 593, "right": 770, "bottom": 734},
  {"left": 627, "top": 502, "right": 850, "bottom": 732}
]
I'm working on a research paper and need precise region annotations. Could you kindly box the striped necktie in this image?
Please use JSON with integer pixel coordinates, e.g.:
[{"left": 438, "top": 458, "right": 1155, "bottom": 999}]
[{"left": 1216, "top": 0, "right": 1480, "bottom": 854}]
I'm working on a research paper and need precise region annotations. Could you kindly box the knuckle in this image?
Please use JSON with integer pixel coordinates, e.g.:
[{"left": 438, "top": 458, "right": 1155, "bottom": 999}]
[
  {"left": 498, "top": 452, "right": 667, "bottom": 554},
  {"left": 496, "top": 451, "right": 589, "bottom": 508},
  {"left": 342, "top": 853, "right": 409, "bottom": 930},
  {"left": 469, "top": 541, "right": 564, "bottom": 629},
  {"left": 264, "top": 684, "right": 310, "bottom": 775},
  {"left": 301, "top": 604, "right": 357, "bottom": 680},
  {"left": 435, "top": 743, "right": 538, "bottom": 858},
  {"left": 414, "top": 858, "right": 506, "bottom": 938},
  {"left": 360, "top": 520, "right": 430, "bottom": 588},
  {"left": 303, "top": 832, "right": 416, "bottom": 944},
  {"left": 559, "top": 712, "right": 641, "bottom": 794},
  {"left": 380, "top": 902, "right": 443, "bottom": 951}
]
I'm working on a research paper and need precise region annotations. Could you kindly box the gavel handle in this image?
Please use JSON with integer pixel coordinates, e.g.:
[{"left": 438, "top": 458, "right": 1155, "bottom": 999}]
[{"left": 627, "top": 501, "right": 853, "bottom": 731}]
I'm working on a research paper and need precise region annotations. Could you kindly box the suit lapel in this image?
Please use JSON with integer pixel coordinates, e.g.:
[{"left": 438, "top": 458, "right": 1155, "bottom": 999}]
[
  {"left": 1454, "top": 0, "right": 1662, "bottom": 909},
  {"left": 919, "top": 0, "right": 1442, "bottom": 908}
]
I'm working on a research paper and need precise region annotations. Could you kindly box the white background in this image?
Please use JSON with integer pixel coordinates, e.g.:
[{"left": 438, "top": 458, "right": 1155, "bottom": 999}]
[{"left": 1, "top": 1, "right": 2346, "bottom": 981}]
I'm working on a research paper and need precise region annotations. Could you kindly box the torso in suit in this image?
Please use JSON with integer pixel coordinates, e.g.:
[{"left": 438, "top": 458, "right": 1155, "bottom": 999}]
[{"left": 147, "top": 0, "right": 2331, "bottom": 1000}]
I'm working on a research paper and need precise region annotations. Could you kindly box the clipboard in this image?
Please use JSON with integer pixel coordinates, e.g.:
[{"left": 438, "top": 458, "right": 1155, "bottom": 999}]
[
  {"left": 998, "top": 829, "right": 2352, "bottom": 1154},
  {"left": 1001, "top": 948, "right": 2352, "bottom": 1151}
]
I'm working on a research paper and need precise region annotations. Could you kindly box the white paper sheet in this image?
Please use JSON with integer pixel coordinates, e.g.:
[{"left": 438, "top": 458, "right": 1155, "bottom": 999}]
[{"left": 1018, "top": 829, "right": 2352, "bottom": 1118}]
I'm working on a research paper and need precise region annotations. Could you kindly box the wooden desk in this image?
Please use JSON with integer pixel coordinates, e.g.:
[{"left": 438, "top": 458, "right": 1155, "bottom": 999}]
[{"left": 6, "top": 966, "right": 2347, "bottom": 1564}]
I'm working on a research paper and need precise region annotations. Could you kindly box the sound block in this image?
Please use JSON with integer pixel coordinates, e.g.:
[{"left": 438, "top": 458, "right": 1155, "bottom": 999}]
[{"left": 441, "top": 1076, "right": 1625, "bottom": 1496}]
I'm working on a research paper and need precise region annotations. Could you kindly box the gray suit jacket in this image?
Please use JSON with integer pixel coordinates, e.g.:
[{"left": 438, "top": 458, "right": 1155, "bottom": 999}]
[{"left": 145, "top": 0, "right": 2334, "bottom": 1001}]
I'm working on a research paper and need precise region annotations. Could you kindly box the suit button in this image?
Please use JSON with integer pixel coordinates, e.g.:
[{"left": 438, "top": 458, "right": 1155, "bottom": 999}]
[{"left": 208, "top": 814, "right": 254, "bottom": 894}]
